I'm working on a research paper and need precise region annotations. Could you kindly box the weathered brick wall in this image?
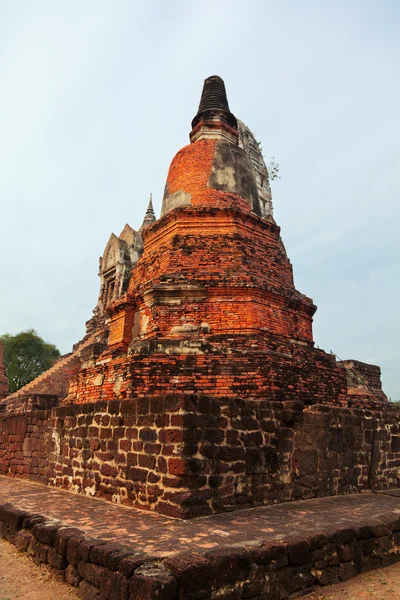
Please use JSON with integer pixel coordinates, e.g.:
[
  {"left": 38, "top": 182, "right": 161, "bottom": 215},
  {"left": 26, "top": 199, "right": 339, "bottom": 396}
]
[
  {"left": 340, "top": 360, "right": 384, "bottom": 391},
  {"left": 337, "top": 360, "right": 388, "bottom": 409},
  {"left": 0, "top": 397, "right": 193, "bottom": 516},
  {"left": 2, "top": 393, "right": 59, "bottom": 415},
  {"left": 46, "top": 397, "right": 187, "bottom": 514},
  {"left": 0, "top": 396, "right": 399, "bottom": 519},
  {"left": 69, "top": 338, "right": 348, "bottom": 407},
  {"left": 124, "top": 207, "right": 315, "bottom": 347},
  {"left": 295, "top": 405, "right": 400, "bottom": 492},
  {"left": 171, "top": 398, "right": 400, "bottom": 516},
  {"left": 0, "top": 410, "right": 50, "bottom": 484}
]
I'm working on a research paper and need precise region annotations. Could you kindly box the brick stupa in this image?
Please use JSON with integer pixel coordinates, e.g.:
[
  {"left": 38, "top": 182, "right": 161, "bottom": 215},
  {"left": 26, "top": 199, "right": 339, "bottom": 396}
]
[
  {"left": 66, "top": 75, "right": 384, "bottom": 408},
  {"left": 1, "top": 76, "right": 396, "bottom": 519}
]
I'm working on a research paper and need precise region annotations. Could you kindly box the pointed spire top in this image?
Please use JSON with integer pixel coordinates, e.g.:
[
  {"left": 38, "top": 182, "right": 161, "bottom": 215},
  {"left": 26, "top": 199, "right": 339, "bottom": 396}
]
[
  {"left": 190, "top": 75, "right": 238, "bottom": 144},
  {"left": 197, "top": 75, "right": 231, "bottom": 113},
  {"left": 140, "top": 194, "right": 156, "bottom": 231}
]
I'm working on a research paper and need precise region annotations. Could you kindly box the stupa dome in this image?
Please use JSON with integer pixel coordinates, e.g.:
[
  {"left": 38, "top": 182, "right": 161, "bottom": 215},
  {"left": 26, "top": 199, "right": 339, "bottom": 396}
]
[{"left": 161, "top": 76, "right": 261, "bottom": 217}]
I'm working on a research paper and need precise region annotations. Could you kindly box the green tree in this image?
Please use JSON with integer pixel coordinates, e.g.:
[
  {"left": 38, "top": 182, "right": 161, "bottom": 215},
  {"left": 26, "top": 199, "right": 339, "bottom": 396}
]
[{"left": 0, "top": 329, "right": 60, "bottom": 393}]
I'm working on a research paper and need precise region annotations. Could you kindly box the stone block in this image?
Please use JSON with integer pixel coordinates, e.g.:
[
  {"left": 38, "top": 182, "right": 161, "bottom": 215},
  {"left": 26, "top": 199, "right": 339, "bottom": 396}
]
[
  {"left": 204, "top": 547, "right": 251, "bottom": 587},
  {"left": 28, "top": 539, "right": 51, "bottom": 564},
  {"left": 79, "top": 579, "right": 100, "bottom": 600},
  {"left": 15, "top": 529, "right": 33, "bottom": 552},
  {"left": 0, "top": 505, "right": 28, "bottom": 541},
  {"left": 314, "top": 566, "right": 340, "bottom": 586},
  {"left": 164, "top": 552, "right": 212, "bottom": 598},
  {"left": 371, "top": 523, "right": 391, "bottom": 538},
  {"left": 118, "top": 555, "right": 148, "bottom": 578},
  {"left": 332, "top": 528, "right": 356, "bottom": 545},
  {"left": 54, "top": 527, "right": 83, "bottom": 556},
  {"left": 90, "top": 543, "right": 122, "bottom": 567},
  {"left": 287, "top": 539, "right": 311, "bottom": 565},
  {"left": 99, "top": 571, "right": 130, "bottom": 600},
  {"left": 22, "top": 514, "right": 45, "bottom": 530},
  {"left": 129, "top": 563, "right": 177, "bottom": 600},
  {"left": 361, "top": 537, "right": 376, "bottom": 555},
  {"left": 65, "top": 564, "right": 81, "bottom": 587},
  {"left": 32, "top": 521, "right": 60, "bottom": 544},
  {"left": 251, "top": 541, "right": 287, "bottom": 565},
  {"left": 336, "top": 542, "right": 361, "bottom": 562},
  {"left": 338, "top": 561, "right": 358, "bottom": 581},
  {"left": 78, "top": 561, "right": 107, "bottom": 587},
  {"left": 106, "top": 549, "right": 134, "bottom": 572},
  {"left": 48, "top": 547, "right": 68, "bottom": 570},
  {"left": 67, "top": 535, "right": 84, "bottom": 566}
]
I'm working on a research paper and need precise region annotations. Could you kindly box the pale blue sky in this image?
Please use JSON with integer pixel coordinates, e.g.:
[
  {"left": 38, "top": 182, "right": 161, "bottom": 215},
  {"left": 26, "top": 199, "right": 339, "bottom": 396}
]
[{"left": 0, "top": 1, "right": 399, "bottom": 398}]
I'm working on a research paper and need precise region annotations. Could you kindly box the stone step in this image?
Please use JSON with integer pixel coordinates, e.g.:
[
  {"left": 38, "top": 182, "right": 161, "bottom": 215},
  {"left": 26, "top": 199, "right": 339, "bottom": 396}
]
[
  {"left": 6, "top": 334, "right": 98, "bottom": 401},
  {"left": 0, "top": 476, "right": 399, "bottom": 600}
]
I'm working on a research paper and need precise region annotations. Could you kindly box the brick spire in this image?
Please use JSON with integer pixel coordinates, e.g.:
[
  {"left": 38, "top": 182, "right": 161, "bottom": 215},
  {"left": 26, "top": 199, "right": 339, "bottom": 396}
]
[
  {"left": 140, "top": 194, "right": 156, "bottom": 231},
  {"left": 0, "top": 340, "right": 9, "bottom": 400},
  {"left": 190, "top": 75, "right": 238, "bottom": 144},
  {"left": 197, "top": 75, "right": 231, "bottom": 113}
]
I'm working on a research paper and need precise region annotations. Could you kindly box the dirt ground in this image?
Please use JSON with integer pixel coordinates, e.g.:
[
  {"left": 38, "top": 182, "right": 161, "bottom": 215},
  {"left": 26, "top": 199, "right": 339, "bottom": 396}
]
[
  {"left": 301, "top": 562, "right": 400, "bottom": 599},
  {"left": 0, "top": 538, "right": 79, "bottom": 600},
  {"left": 0, "top": 536, "right": 399, "bottom": 599}
]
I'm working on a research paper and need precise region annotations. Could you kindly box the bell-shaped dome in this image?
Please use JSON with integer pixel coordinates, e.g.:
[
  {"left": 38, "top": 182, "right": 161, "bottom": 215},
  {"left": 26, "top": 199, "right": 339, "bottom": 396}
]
[{"left": 161, "top": 76, "right": 261, "bottom": 218}]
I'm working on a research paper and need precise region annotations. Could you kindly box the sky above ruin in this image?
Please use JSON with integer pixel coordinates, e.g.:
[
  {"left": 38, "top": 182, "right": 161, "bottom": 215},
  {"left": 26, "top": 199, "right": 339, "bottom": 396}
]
[{"left": 0, "top": 1, "right": 399, "bottom": 399}]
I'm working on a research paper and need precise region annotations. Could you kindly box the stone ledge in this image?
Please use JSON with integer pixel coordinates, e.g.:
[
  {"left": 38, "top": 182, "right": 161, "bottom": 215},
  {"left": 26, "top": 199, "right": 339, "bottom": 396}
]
[{"left": 0, "top": 500, "right": 400, "bottom": 599}]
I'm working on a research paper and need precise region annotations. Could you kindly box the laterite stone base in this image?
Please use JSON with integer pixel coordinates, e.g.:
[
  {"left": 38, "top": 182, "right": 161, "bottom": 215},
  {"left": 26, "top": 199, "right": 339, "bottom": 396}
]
[
  {"left": 0, "top": 477, "right": 399, "bottom": 599},
  {"left": 1, "top": 398, "right": 399, "bottom": 519}
]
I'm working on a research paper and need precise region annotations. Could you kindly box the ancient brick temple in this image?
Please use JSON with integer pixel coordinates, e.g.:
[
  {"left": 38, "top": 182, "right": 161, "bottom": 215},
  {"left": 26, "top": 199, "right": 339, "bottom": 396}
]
[{"left": 0, "top": 76, "right": 398, "bottom": 519}]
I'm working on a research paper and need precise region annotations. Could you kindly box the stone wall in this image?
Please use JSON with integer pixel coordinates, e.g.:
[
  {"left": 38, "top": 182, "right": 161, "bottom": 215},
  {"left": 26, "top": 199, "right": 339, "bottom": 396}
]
[
  {"left": 1, "top": 393, "right": 59, "bottom": 415},
  {"left": 340, "top": 360, "right": 384, "bottom": 391},
  {"left": 173, "top": 398, "right": 400, "bottom": 516},
  {"left": 0, "top": 396, "right": 399, "bottom": 519},
  {"left": 338, "top": 360, "right": 388, "bottom": 408}
]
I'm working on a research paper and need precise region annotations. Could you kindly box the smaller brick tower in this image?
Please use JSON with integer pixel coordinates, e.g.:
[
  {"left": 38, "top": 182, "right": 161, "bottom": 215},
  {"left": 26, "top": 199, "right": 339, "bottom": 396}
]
[{"left": 0, "top": 341, "right": 9, "bottom": 400}]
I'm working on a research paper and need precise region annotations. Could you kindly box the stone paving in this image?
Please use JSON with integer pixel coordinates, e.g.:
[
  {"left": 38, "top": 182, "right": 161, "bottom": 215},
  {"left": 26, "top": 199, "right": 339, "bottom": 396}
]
[{"left": 0, "top": 476, "right": 399, "bottom": 557}]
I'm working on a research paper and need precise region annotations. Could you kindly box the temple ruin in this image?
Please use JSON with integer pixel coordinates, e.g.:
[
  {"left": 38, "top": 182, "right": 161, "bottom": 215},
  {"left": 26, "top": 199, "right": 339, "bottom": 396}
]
[{"left": 0, "top": 76, "right": 398, "bottom": 519}]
